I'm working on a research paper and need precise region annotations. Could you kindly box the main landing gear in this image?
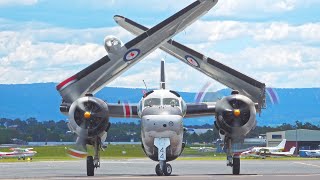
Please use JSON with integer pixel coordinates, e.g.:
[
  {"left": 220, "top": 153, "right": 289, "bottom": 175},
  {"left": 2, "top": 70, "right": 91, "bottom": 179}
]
[
  {"left": 87, "top": 138, "right": 102, "bottom": 176},
  {"left": 225, "top": 138, "right": 240, "bottom": 175},
  {"left": 155, "top": 161, "right": 172, "bottom": 176}
]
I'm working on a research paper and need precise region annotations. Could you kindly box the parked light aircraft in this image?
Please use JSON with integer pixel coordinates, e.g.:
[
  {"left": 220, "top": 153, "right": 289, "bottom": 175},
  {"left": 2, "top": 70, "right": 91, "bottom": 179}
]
[
  {"left": 57, "top": 0, "right": 266, "bottom": 176},
  {"left": 300, "top": 150, "right": 320, "bottom": 157},
  {"left": 242, "top": 146, "right": 296, "bottom": 159},
  {"left": 0, "top": 148, "right": 37, "bottom": 160},
  {"left": 258, "top": 146, "right": 296, "bottom": 158},
  {"left": 57, "top": 0, "right": 219, "bottom": 176},
  {"left": 241, "top": 139, "right": 287, "bottom": 157}
]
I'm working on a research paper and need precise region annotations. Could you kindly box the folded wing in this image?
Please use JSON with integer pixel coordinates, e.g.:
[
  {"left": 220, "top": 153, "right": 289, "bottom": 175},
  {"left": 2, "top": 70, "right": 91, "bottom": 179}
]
[
  {"left": 114, "top": 15, "right": 266, "bottom": 112},
  {"left": 57, "top": 0, "right": 218, "bottom": 104}
]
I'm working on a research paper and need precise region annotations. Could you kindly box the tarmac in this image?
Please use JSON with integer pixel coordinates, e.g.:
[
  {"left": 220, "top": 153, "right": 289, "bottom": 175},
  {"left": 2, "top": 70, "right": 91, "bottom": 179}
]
[{"left": 0, "top": 159, "right": 320, "bottom": 180}]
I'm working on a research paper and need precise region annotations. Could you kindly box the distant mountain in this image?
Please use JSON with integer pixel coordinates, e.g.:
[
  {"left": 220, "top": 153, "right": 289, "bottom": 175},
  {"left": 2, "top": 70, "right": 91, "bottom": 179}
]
[{"left": 0, "top": 83, "right": 319, "bottom": 126}]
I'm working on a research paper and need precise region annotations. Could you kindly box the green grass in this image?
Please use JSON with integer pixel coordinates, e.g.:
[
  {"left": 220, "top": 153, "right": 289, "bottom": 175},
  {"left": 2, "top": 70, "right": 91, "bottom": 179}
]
[{"left": 1, "top": 145, "right": 318, "bottom": 162}]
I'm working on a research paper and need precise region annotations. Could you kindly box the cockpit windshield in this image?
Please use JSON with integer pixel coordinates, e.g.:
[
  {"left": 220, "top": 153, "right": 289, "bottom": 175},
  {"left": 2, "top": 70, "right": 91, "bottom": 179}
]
[
  {"left": 144, "top": 98, "right": 161, "bottom": 107},
  {"left": 163, "top": 98, "right": 180, "bottom": 107}
]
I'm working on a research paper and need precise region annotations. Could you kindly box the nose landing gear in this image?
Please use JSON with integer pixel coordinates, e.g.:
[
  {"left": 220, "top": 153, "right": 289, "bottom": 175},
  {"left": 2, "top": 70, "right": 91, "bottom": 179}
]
[
  {"left": 154, "top": 138, "right": 172, "bottom": 176},
  {"left": 155, "top": 161, "right": 172, "bottom": 176}
]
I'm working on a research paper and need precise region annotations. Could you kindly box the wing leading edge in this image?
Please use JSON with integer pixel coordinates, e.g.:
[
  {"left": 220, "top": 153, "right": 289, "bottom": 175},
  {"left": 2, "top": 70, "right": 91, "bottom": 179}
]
[
  {"left": 57, "top": 0, "right": 218, "bottom": 104},
  {"left": 185, "top": 102, "right": 216, "bottom": 118},
  {"left": 114, "top": 15, "right": 266, "bottom": 112}
]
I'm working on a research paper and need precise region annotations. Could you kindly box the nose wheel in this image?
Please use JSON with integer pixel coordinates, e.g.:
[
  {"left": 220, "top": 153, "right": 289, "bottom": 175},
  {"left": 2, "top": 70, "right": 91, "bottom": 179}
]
[{"left": 155, "top": 162, "right": 172, "bottom": 176}]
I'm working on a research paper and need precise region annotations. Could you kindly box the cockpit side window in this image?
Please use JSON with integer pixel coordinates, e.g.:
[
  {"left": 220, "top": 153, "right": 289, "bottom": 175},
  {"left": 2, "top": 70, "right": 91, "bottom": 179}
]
[
  {"left": 163, "top": 98, "right": 180, "bottom": 107},
  {"left": 144, "top": 98, "right": 161, "bottom": 107}
]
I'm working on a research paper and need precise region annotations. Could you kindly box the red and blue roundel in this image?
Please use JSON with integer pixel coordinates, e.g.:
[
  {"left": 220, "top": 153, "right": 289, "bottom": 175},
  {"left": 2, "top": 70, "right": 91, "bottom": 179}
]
[
  {"left": 185, "top": 55, "right": 199, "bottom": 67},
  {"left": 124, "top": 49, "right": 140, "bottom": 62}
]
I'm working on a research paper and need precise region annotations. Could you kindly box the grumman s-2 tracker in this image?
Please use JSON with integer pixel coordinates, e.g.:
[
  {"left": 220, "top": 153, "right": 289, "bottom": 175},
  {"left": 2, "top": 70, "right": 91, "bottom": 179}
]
[{"left": 56, "top": 0, "right": 266, "bottom": 176}]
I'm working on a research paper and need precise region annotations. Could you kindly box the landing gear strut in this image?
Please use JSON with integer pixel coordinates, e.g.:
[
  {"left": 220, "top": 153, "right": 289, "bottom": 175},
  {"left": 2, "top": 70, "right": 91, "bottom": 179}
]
[
  {"left": 225, "top": 138, "right": 240, "bottom": 175},
  {"left": 87, "top": 138, "right": 101, "bottom": 176}
]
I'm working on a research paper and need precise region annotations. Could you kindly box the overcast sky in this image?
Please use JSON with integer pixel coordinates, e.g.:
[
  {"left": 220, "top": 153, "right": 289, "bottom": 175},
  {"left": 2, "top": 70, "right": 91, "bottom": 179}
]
[{"left": 0, "top": 0, "right": 319, "bottom": 92}]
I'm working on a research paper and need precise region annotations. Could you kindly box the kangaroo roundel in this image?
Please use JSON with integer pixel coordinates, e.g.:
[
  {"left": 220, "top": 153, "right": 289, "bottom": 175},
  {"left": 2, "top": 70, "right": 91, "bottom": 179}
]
[
  {"left": 185, "top": 55, "right": 199, "bottom": 67},
  {"left": 124, "top": 49, "right": 141, "bottom": 62}
]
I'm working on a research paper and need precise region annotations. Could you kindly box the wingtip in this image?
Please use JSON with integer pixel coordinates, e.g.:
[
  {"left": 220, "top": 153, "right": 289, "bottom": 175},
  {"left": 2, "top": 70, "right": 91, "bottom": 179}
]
[{"left": 113, "top": 15, "right": 125, "bottom": 23}]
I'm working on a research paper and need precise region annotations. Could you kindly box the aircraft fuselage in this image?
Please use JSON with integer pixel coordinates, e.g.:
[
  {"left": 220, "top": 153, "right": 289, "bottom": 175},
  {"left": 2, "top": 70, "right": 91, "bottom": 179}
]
[
  {"left": 141, "top": 107, "right": 184, "bottom": 161},
  {"left": 138, "top": 89, "right": 186, "bottom": 162}
]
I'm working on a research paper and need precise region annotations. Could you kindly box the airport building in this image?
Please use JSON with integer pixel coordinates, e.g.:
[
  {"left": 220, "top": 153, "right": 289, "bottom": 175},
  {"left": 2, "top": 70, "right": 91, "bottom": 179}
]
[{"left": 266, "top": 129, "right": 320, "bottom": 152}]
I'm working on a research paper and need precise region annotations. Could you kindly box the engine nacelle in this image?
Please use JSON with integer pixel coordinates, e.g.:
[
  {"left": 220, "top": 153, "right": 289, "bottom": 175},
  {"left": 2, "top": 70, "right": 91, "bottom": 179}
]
[
  {"left": 68, "top": 96, "right": 110, "bottom": 140},
  {"left": 214, "top": 94, "right": 256, "bottom": 141},
  {"left": 104, "top": 35, "right": 123, "bottom": 54}
]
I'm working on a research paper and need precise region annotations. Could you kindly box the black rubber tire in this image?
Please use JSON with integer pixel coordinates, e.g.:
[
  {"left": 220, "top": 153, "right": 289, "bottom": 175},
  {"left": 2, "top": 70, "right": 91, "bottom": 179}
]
[
  {"left": 155, "top": 164, "right": 163, "bottom": 176},
  {"left": 163, "top": 163, "right": 172, "bottom": 176},
  {"left": 232, "top": 157, "right": 240, "bottom": 175},
  {"left": 87, "top": 156, "right": 95, "bottom": 176}
]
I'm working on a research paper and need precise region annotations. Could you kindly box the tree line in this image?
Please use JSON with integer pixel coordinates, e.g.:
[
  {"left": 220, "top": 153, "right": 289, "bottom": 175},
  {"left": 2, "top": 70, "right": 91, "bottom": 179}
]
[{"left": 0, "top": 118, "right": 319, "bottom": 144}]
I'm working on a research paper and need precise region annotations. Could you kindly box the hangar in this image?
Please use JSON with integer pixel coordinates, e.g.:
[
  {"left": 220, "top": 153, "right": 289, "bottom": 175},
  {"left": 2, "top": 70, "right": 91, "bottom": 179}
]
[{"left": 266, "top": 129, "right": 320, "bottom": 152}]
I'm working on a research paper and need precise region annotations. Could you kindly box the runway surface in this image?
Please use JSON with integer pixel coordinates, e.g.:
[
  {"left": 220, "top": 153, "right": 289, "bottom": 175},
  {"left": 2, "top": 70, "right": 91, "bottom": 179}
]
[{"left": 1, "top": 159, "right": 320, "bottom": 180}]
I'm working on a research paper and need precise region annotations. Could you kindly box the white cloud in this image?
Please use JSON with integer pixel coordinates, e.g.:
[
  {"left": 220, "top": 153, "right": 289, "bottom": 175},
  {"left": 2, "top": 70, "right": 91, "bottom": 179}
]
[
  {"left": 205, "top": 44, "right": 320, "bottom": 88},
  {"left": 180, "top": 20, "right": 320, "bottom": 45},
  {"left": 211, "top": 0, "right": 320, "bottom": 17},
  {"left": 0, "top": 17, "right": 319, "bottom": 92},
  {"left": 0, "top": 0, "right": 38, "bottom": 7},
  {"left": 82, "top": 0, "right": 194, "bottom": 11}
]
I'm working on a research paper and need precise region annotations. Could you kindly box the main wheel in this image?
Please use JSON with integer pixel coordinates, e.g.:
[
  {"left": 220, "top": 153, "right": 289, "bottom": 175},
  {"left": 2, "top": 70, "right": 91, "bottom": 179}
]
[
  {"left": 232, "top": 157, "right": 240, "bottom": 175},
  {"left": 163, "top": 163, "right": 172, "bottom": 176},
  {"left": 155, "top": 164, "right": 163, "bottom": 176},
  {"left": 87, "top": 156, "right": 95, "bottom": 176}
]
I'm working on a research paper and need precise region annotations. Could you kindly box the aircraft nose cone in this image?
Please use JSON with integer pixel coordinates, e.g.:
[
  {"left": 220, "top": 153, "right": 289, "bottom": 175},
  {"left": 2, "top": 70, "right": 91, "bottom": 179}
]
[
  {"left": 84, "top": 112, "right": 91, "bottom": 119},
  {"left": 234, "top": 109, "right": 241, "bottom": 117}
]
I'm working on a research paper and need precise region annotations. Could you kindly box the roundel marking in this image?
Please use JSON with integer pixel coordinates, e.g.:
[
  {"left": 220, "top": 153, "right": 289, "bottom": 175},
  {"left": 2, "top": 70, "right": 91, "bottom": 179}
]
[
  {"left": 124, "top": 49, "right": 141, "bottom": 62},
  {"left": 185, "top": 55, "right": 199, "bottom": 67}
]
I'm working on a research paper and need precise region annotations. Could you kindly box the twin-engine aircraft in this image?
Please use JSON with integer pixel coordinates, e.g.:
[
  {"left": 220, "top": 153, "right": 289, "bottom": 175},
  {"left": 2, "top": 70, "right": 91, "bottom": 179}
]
[
  {"left": 0, "top": 148, "right": 37, "bottom": 160},
  {"left": 56, "top": 0, "right": 266, "bottom": 176},
  {"left": 57, "top": 0, "right": 219, "bottom": 176}
]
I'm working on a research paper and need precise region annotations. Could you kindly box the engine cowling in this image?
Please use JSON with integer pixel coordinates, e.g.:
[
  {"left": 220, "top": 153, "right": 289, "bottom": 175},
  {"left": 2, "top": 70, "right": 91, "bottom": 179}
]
[
  {"left": 68, "top": 96, "right": 110, "bottom": 139},
  {"left": 104, "top": 35, "right": 123, "bottom": 54},
  {"left": 214, "top": 94, "right": 256, "bottom": 141}
]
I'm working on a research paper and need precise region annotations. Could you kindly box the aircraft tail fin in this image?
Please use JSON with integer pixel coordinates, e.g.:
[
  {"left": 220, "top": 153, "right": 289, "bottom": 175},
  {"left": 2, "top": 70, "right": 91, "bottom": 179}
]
[
  {"left": 160, "top": 59, "right": 165, "bottom": 89},
  {"left": 276, "top": 139, "right": 286, "bottom": 149},
  {"left": 289, "top": 147, "right": 296, "bottom": 154}
]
